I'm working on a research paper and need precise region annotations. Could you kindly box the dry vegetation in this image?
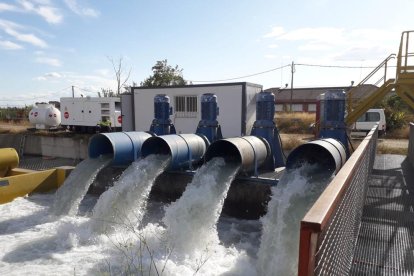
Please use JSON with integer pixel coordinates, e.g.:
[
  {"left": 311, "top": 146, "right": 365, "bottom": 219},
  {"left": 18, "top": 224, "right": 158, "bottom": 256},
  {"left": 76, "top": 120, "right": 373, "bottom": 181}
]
[
  {"left": 376, "top": 143, "right": 408, "bottom": 155},
  {"left": 386, "top": 125, "right": 410, "bottom": 139},
  {"left": 280, "top": 136, "right": 304, "bottom": 151},
  {"left": 275, "top": 112, "right": 315, "bottom": 134}
]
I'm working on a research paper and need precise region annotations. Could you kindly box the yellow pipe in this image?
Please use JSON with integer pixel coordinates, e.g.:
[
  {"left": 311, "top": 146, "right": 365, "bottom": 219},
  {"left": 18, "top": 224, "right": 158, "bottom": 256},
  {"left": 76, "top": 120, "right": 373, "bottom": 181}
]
[
  {"left": 0, "top": 166, "right": 74, "bottom": 204},
  {"left": 0, "top": 148, "right": 19, "bottom": 177}
]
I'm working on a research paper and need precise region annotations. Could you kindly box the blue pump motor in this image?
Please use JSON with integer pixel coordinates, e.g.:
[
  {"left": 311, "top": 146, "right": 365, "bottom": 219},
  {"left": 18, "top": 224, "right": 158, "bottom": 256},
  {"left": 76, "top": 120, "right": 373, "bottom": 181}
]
[
  {"left": 196, "top": 93, "right": 222, "bottom": 143},
  {"left": 318, "top": 90, "right": 349, "bottom": 157},
  {"left": 250, "top": 91, "right": 285, "bottom": 169},
  {"left": 150, "top": 94, "right": 176, "bottom": 135}
]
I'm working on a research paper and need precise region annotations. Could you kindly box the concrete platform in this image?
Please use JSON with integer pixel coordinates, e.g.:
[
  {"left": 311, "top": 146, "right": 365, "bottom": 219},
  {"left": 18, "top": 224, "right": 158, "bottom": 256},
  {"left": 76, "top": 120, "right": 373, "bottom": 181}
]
[{"left": 351, "top": 154, "right": 414, "bottom": 275}]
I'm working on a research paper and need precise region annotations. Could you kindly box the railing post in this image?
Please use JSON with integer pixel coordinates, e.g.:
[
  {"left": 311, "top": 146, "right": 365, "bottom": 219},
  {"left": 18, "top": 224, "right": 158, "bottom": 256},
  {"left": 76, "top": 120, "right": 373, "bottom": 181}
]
[
  {"left": 405, "top": 32, "right": 409, "bottom": 68},
  {"left": 298, "top": 227, "right": 319, "bottom": 276}
]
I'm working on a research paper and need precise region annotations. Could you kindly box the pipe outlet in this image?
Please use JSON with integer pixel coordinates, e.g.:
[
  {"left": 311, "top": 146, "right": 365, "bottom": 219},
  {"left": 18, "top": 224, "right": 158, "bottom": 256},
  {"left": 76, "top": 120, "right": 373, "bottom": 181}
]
[
  {"left": 286, "top": 138, "right": 347, "bottom": 174},
  {"left": 88, "top": 131, "right": 153, "bottom": 166},
  {"left": 141, "top": 134, "right": 209, "bottom": 170},
  {"left": 205, "top": 136, "right": 270, "bottom": 174}
]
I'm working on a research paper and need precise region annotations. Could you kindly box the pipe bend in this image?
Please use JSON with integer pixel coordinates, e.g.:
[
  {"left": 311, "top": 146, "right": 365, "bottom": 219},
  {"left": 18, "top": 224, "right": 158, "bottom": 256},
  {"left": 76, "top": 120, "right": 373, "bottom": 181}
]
[{"left": 0, "top": 148, "right": 19, "bottom": 177}]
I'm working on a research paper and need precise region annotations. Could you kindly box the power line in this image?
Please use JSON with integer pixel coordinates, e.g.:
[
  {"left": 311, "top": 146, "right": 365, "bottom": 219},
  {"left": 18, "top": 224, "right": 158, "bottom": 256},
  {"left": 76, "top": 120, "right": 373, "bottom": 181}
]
[
  {"left": 190, "top": 64, "right": 291, "bottom": 83},
  {"left": 189, "top": 62, "right": 388, "bottom": 83},
  {"left": 295, "top": 63, "right": 381, "bottom": 69},
  {"left": 0, "top": 86, "right": 72, "bottom": 102}
]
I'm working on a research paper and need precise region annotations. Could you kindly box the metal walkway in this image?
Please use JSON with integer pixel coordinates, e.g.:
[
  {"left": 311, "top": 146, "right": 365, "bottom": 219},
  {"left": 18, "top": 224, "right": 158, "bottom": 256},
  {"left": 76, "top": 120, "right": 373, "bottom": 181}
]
[
  {"left": 351, "top": 154, "right": 414, "bottom": 275},
  {"left": 18, "top": 155, "right": 79, "bottom": 171}
]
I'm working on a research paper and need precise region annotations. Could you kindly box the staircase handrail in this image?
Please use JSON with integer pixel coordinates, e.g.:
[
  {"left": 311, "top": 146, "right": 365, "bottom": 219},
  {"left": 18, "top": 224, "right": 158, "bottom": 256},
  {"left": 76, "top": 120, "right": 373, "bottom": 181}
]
[
  {"left": 358, "top": 54, "right": 395, "bottom": 87},
  {"left": 397, "top": 30, "right": 414, "bottom": 75}
]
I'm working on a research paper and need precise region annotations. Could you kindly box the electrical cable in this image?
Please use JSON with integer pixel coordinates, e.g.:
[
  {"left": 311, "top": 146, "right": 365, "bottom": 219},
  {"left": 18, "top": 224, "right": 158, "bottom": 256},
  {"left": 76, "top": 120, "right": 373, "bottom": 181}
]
[
  {"left": 295, "top": 63, "right": 381, "bottom": 69},
  {"left": 347, "top": 133, "right": 355, "bottom": 153},
  {"left": 190, "top": 61, "right": 390, "bottom": 83},
  {"left": 191, "top": 64, "right": 291, "bottom": 83}
]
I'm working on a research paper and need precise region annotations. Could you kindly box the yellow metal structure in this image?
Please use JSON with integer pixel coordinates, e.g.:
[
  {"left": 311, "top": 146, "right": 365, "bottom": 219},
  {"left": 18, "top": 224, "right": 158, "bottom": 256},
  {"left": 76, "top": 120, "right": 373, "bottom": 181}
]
[
  {"left": 346, "top": 31, "right": 414, "bottom": 125},
  {"left": 0, "top": 148, "right": 19, "bottom": 177},
  {"left": 0, "top": 148, "right": 74, "bottom": 204}
]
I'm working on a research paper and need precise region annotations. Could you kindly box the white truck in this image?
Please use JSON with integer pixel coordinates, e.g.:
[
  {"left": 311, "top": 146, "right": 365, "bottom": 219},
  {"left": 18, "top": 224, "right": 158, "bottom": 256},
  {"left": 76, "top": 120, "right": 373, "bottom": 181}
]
[
  {"left": 60, "top": 96, "right": 122, "bottom": 132},
  {"left": 353, "top": 108, "right": 386, "bottom": 136}
]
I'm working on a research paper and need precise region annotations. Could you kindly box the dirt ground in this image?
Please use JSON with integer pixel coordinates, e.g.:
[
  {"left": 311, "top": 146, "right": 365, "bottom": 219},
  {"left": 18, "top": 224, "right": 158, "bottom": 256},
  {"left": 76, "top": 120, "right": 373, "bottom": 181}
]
[
  {"left": 279, "top": 133, "right": 409, "bottom": 154},
  {"left": 0, "top": 123, "right": 410, "bottom": 154}
]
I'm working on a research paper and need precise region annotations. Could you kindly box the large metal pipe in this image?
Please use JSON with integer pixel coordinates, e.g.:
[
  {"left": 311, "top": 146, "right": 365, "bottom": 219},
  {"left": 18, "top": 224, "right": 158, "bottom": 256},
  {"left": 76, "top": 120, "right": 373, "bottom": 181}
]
[
  {"left": 88, "top": 131, "right": 153, "bottom": 166},
  {"left": 204, "top": 136, "right": 270, "bottom": 174},
  {"left": 286, "top": 138, "right": 346, "bottom": 174},
  {"left": 141, "top": 134, "right": 209, "bottom": 170},
  {"left": 0, "top": 148, "right": 19, "bottom": 177}
]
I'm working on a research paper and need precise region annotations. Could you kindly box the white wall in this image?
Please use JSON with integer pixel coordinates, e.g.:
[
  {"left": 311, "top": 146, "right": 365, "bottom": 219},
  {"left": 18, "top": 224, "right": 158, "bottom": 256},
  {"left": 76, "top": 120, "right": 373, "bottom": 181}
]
[
  {"left": 133, "top": 85, "right": 252, "bottom": 138},
  {"left": 245, "top": 84, "right": 262, "bottom": 135}
]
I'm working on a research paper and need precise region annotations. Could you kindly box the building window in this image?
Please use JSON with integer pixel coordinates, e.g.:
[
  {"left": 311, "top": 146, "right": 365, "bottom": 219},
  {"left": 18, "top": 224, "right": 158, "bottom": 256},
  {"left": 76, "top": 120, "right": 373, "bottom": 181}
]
[
  {"left": 291, "top": 104, "right": 303, "bottom": 112},
  {"left": 275, "top": 104, "right": 284, "bottom": 112},
  {"left": 175, "top": 96, "right": 198, "bottom": 118},
  {"left": 308, "top": 104, "right": 316, "bottom": 112}
]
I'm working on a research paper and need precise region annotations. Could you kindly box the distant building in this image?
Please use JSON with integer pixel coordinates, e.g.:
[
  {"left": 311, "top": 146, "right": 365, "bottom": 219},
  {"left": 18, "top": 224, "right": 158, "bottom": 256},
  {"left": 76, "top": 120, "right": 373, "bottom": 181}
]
[{"left": 265, "top": 84, "right": 377, "bottom": 112}]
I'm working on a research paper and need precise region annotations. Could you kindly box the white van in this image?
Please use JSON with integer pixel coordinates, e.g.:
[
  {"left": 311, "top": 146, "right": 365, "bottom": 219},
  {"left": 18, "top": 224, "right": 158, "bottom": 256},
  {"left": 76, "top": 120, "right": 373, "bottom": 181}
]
[{"left": 353, "top": 108, "right": 386, "bottom": 135}]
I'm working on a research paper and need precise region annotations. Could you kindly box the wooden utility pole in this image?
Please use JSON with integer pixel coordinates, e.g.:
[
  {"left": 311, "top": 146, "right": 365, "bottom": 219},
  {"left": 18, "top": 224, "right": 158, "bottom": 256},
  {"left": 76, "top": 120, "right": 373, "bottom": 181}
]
[{"left": 290, "top": 61, "right": 295, "bottom": 112}]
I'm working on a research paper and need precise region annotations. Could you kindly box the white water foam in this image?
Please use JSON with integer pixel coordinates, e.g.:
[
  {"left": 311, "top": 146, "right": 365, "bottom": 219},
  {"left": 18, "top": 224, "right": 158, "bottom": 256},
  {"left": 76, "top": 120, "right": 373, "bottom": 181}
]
[
  {"left": 256, "top": 164, "right": 333, "bottom": 276},
  {"left": 0, "top": 156, "right": 333, "bottom": 275},
  {"left": 0, "top": 194, "right": 259, "bottom": 276},
  {"left": 89, "top": 154, "right": 170, "bottom": 234},
  {"left": 162, "top": 157, "right": 240, "bottom": 255},
  {"left": 52, "top": 156, "right": 111, "bottom": 216},
  {"left": 0, "top": 194, "right": 106, "bottom": 276}
]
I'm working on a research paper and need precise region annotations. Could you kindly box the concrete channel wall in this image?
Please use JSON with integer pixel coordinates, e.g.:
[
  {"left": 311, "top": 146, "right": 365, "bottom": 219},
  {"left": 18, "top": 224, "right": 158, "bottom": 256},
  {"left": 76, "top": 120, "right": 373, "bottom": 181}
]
[
  {"left": 409, "top": 123, "right": 414, "bottom": 167},
  {"left": 0, "top": 134, "right": 89, "bottom": 160}
]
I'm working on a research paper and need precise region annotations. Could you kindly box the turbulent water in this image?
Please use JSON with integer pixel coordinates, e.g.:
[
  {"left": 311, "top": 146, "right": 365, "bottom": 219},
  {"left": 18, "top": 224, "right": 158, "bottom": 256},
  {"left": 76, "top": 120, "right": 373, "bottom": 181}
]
[
  {"left": 162, "top": 157, "right": 240, "bottom": 255},
  {"left": 89, "top": 154, "right": 170, "bottom": 234},
  {"left": 0, "top": 194, "right": 259, "bottom": 276},
  {"left": 0, "top": 157, "right": 334, "bottom": 275},
  {"left": 256, "top": 164, "right": 334, "bottom": 276},
  {"left": 52, "top": 156, "right": 111, "bottom": 216}
]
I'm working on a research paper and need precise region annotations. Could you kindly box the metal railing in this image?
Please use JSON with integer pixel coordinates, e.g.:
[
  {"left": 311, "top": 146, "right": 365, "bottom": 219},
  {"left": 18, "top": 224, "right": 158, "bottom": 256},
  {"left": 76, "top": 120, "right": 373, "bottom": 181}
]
[
  {"left": 397, "top": 30, "right": 414, "bottom": 75},
  {"left": 345, "top": 54, "right": 396, "bottom": 125},
  {"left": 298, "top": 125, "right": 378, "bottom": 276},
  {"left": 409, "top": 123, "right": 414, "bottom": 167}
]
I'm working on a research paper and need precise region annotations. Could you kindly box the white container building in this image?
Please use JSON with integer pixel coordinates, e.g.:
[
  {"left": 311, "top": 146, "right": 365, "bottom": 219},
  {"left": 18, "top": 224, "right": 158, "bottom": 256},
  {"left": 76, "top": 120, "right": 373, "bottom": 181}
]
[
  {"left": 121, "top": 82, "right": 262, "bottom": 138},
  {"left": 60, "top": 96, "right": 121, "bottom": 132}
]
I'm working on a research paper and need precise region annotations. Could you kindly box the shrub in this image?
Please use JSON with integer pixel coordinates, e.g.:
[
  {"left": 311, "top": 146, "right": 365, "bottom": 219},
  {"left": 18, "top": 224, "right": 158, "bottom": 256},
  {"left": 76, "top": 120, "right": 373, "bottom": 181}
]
[
  {"left": 379, "top": 94, "right": 411, "bottom": 131},
  {"left": 275, "top": 112, "right": 315, "bottom": 134}
]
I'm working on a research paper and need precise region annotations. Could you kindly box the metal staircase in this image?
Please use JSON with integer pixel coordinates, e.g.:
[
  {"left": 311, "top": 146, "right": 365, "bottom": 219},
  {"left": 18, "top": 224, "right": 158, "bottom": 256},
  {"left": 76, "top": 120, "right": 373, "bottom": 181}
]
[
  {"left": 346, "top": 30, "right": 414, "bottom": 125},
  {"left": 18, "top": 134, "right": 26, "bottom": 158}
]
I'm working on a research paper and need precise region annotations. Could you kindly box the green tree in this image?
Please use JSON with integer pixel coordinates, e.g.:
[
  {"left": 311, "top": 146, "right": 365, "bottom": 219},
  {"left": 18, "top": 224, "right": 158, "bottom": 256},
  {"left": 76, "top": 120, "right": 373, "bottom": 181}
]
[
  {"left": 379, "top": 94, "right": 408, "bottom": 130},
  {"left": 141, "top": 59, "right": 187, "bottom": 87}
]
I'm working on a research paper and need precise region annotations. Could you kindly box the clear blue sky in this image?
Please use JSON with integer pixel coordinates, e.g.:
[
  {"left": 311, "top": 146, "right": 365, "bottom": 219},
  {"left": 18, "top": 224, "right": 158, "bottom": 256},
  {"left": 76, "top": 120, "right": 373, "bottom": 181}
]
[{"left": 0, "top": 0, "right": 412, "bottom": 106}]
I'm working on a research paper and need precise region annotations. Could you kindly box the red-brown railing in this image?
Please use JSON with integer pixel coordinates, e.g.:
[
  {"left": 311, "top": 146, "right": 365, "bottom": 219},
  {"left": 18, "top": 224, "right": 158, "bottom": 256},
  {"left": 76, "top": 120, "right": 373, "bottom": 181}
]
[{"left": 298, "top": 126, "right": 378, "bottom": 276}]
